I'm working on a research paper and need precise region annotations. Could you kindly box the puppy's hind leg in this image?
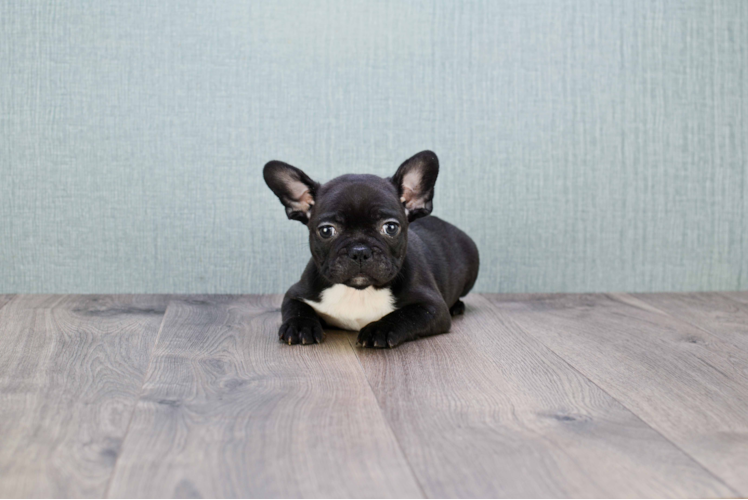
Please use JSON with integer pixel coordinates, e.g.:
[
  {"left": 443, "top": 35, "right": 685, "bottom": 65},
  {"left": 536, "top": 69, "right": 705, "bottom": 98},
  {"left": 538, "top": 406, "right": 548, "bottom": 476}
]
[{"left": 449, "top": 299, "right": 465, "bottom": 316}]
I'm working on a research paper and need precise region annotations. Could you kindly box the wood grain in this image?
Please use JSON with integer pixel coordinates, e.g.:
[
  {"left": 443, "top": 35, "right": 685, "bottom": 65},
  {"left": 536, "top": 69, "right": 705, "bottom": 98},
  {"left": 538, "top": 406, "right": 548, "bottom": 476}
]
[
  {"left": 720, "top": 291, "right": 748, "bottom": 306},
  {"left": 107, "top": 295, "right": 422, "bottom": 498},
  {"left": 350, "top": 294, "right": 733, "bottom": 498},
  {"left": 631, "top": 292, "right": 748, "bottom": 355},
  {"left": 486, "top": 292, "right": 748, "bottom": 495},
  {"left": 0, "top": 295, "right": 14, "bottom": 310},
  {"left": 0, "top": 294, "right": 169, "bottom": 498}
]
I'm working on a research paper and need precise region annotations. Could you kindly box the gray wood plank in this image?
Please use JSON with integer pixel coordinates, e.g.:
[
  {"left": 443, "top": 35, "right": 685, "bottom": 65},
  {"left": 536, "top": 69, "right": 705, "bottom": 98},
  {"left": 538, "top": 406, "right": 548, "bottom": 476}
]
[
  {"left": 0, "top": 294, "right": 169, "bottom": 498},
  {"left": 107, "top": 295, "right": 422, "bottom": 498},
  {"left": 486, "top": 292, "right": 748, "bottom": 495},
  {"left": 721, "top": 291, "right": 748, "bottom": 306},
  {"left": 631, "top": 292, "right": 748, "bottom": 355},
  {"left": 0, "top": 295, "right": 14, "bottom": 310},
  {"left": 350, "top": 295, "right": 733, "bottom": 498}
]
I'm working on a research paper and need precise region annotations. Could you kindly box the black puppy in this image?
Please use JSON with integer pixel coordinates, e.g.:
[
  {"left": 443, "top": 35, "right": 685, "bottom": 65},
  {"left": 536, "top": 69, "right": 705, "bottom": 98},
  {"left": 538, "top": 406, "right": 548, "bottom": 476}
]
[{"left": 263, "top": 151, "right": 479, "bottom": 348}]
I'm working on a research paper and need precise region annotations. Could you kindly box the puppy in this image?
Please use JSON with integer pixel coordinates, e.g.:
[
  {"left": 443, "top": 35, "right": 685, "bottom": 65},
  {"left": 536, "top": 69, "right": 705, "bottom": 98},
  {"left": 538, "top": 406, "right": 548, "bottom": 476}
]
[{"left": 263, "top": 151, "right": 479, "bottom": 348}]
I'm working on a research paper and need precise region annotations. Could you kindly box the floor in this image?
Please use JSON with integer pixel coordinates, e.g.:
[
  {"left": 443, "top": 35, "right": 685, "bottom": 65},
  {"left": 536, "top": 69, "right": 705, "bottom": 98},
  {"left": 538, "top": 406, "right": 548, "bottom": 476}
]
[{"left": 1, "top": 293, "right": 747, "bottom": 498}]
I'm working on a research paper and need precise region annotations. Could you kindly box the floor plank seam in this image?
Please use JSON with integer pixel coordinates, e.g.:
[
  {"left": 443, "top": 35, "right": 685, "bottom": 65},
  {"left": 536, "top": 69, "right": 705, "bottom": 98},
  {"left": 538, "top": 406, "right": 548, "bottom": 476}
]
[
  {"left": 608, "top": 293, "right": 748, "bottom": 359},
  {"left": 346, "top": 335, "right": 429, "bottom": 499},
  {"left": 102, "top": 299, "right": 173, "bottom": 499},
  {"left": 717, "top": 292, "right": 748, "bottom": 317},
  {"left": 496, "top": 301, "right": 743, "bottom": 497},
  {"left": 0, "top": 294, "right": 17, "bottom": 312}
]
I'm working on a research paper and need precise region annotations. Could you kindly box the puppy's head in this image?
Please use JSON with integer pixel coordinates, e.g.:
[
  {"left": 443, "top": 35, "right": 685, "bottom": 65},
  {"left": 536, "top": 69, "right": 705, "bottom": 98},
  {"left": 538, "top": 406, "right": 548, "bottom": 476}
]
[{"left": 264, "top": 151, "right": 439, "bottom": 289}]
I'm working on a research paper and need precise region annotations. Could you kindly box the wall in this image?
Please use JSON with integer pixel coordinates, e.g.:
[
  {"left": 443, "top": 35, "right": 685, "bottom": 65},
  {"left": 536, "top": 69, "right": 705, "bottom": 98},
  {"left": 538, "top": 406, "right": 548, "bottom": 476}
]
[{"left": 1, "top": 0, "right": 746, "bottom": 293}]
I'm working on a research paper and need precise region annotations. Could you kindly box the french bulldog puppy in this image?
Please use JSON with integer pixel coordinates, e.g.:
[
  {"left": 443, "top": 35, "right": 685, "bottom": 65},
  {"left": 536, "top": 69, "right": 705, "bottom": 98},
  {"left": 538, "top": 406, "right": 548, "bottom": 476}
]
[{"left": 263, "top": 150, "right": 479, "bottom": 348}]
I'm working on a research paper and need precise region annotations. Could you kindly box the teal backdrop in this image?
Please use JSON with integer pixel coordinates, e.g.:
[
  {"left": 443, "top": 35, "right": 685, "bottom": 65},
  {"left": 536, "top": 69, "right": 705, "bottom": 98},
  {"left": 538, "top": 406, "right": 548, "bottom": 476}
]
[{"left": 1, "top": 0, "right": 746, "bottom": 294}]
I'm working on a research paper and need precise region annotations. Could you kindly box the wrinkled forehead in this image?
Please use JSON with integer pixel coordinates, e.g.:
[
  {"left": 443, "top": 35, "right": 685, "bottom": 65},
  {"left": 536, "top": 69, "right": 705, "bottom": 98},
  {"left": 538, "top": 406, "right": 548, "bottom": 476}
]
[{"left": 314, "top": 175, "right": 403, "bottom": 223}]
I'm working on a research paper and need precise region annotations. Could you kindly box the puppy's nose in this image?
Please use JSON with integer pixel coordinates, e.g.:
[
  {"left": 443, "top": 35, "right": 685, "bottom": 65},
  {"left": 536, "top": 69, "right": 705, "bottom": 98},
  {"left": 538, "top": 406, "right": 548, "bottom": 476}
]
[{"left": 348, "top": 244, "right": 372, "bottom": 262}]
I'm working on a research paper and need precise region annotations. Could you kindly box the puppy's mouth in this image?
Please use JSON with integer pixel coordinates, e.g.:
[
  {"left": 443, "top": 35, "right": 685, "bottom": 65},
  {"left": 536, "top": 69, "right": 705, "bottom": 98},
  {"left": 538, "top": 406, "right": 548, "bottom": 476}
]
[{"left": 346, "top": 274, "right": 373, "bottom": 289}]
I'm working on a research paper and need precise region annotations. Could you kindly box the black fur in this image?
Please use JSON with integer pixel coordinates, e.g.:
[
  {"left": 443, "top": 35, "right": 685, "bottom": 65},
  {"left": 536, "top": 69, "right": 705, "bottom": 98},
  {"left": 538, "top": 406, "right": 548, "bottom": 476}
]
[{"left": 263, "top": 150, "right": 479, "bottom": 348}]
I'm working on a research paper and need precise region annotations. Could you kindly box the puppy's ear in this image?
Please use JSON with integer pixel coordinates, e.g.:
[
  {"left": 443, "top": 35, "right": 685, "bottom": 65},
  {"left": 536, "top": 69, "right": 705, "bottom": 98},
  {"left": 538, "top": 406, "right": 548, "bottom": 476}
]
[
  {"left": 390, "top": 150, "right": 439, "bottom": 222},
  {"left": 263, "top": 161, "right": 319, "bottom": 224}
]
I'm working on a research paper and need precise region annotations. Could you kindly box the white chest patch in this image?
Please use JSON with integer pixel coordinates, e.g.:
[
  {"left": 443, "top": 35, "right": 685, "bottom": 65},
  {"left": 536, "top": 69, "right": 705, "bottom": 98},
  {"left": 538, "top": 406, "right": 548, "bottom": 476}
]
[{"left": 303, "top": 284, "right": 396, "bottom": 331}]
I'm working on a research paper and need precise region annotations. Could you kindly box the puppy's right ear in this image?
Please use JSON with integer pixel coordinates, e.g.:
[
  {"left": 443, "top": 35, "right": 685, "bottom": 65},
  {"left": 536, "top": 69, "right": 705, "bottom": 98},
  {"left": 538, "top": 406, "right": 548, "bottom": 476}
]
[{"left": 263, "top": 161, "right": 319, "bottom": 224}]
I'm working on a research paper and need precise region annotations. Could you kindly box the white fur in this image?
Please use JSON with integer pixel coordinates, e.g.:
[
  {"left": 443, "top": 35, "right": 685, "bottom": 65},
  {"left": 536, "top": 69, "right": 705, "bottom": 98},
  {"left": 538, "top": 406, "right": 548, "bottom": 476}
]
[{"left": 303, "top": 284, "right": 396, "bottom": 331}]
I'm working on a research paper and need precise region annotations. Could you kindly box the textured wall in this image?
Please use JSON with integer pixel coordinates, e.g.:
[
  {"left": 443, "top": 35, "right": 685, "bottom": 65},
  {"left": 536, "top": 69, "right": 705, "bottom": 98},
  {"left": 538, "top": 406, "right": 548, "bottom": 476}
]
[{"left": 1, "top": 0, "right": 746, "bottom": 293}]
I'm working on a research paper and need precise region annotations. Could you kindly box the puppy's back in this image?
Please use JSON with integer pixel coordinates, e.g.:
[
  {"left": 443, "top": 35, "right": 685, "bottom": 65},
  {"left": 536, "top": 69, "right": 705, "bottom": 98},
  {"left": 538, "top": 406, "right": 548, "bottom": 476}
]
[{"left": 409, "top": 216, "right": 480, "bottom": 301}]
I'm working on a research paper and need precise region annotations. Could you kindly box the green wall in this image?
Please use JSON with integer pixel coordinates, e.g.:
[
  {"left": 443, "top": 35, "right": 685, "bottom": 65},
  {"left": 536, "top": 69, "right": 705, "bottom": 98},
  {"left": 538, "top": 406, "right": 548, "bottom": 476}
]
[{"left": 1, "top": 0, "right": 746, "bottom": 293}]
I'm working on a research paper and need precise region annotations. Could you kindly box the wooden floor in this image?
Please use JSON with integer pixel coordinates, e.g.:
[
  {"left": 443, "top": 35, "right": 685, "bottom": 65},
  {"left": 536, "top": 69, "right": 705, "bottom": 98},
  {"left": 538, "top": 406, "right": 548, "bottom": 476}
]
[{"left": 1, "top": 293, "right": 747, "bottom": 498}]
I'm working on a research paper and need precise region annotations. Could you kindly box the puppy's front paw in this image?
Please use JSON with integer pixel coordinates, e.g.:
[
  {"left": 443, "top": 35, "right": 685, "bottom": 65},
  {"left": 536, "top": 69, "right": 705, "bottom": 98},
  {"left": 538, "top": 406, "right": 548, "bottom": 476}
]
[
  {"left": 356, "top": 321, "right": 409, "bottom": 349},
  {"left": 279, "top": 317, "right": 324, "bottom": 345}
]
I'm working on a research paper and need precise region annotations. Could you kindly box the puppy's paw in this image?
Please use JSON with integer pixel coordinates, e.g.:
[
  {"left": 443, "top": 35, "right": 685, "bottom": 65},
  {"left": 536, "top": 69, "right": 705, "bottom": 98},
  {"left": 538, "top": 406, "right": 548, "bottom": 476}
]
[
  {"left": 449, "top": 299, "right": 465, "bottom": 316},
  {"left": 278, "top": 317, "right": 324, "bottom": 345},
  {"left": 356, "top": 321, "right": 409, "bottom": 349}
]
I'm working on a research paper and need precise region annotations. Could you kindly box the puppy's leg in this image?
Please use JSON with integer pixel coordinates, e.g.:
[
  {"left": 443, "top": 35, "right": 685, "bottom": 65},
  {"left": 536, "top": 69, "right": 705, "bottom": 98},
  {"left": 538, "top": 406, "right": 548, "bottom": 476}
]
[
  {"left": 449, "top": 299, "right": 465, "bottom": 316},
  {"left": 279, "top": 295, "right": 324, "bottom": 345},
  {"left": 357, "top": 301, "right": 451, "bottom": 348}
]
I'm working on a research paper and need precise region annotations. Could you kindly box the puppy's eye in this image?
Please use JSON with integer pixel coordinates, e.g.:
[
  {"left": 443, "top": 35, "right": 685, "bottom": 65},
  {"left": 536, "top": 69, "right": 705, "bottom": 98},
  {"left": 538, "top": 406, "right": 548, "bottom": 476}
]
[
  {"left": 382, "top": 221, "right": 400, "bottom": 236},
  {"left": 318, "top": 225, "right": 336, "bottom": 239}
]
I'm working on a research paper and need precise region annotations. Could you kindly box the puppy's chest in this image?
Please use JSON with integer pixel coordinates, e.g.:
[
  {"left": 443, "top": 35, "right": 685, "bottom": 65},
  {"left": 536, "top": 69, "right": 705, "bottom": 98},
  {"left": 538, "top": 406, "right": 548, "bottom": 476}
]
[{"left": 303, "top": 284, "right": 396, "bottom": 331}]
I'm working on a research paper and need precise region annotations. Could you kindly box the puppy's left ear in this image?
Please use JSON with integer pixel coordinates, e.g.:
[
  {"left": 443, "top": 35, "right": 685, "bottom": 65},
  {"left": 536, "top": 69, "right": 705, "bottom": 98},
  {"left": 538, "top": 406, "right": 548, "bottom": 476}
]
[
  {"left": 263, "top": 161, "right": 319, "bottom": 224},
  {"left": 390, "top": 150, "right": 439, "bottom": 222}
]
